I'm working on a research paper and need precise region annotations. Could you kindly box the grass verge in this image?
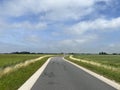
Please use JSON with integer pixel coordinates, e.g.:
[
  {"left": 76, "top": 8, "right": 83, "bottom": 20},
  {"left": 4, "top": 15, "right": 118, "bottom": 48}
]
[
  {"left": 65, "top": 56, "right": 120, "bottom": 84},
  {"left": 0, "top": 56, "right": 50, "bottom": 90}
]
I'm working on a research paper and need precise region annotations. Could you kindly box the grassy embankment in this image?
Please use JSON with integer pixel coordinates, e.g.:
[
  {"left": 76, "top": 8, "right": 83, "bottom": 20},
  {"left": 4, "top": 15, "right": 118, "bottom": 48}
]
[
  {"left": 65, "top": 54, "right": 120, "bottom": 83},
  {"left": 0, "top": 54, "right": 52, "bottom": 90},
  {"left": 0, "top": 54, "right": 42, "bottom": 68}
]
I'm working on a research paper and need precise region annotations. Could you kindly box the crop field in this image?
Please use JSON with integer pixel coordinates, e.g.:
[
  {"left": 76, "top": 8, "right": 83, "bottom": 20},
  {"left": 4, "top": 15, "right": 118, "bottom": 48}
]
[
  {"left": 73, "top": 54, "right": 120, "bottom": 68},
  {"left": 0, "top": 54, "right": 42, "bottom": 68},
  {"left": 0, "top": 54, "right": 52, "bottom": 89},
  {"left": 66, "top": 54, "right": 120, "bottom": 83}
]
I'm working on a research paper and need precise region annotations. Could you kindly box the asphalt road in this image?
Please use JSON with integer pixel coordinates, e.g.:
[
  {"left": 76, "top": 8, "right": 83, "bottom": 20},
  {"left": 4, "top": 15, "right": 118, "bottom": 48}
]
[{"left": 31, "top": 57, "right": 116, "bottom": 90}]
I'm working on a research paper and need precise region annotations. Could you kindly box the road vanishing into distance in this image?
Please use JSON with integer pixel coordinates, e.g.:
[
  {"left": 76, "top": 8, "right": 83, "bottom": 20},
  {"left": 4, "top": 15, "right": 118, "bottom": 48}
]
[{"left": 31, "top": 57, "right": 116, "bottom": 90}]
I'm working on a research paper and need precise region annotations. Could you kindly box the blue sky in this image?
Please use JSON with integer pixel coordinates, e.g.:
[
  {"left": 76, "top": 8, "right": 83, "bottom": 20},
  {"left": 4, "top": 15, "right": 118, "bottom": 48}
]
[{"left": 0, "top": 0, "right": 120, "bottom": 53}]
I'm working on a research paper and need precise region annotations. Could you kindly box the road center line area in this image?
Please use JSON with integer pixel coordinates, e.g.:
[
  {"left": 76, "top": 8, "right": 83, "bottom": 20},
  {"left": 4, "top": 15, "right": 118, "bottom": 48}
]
[{"left": 31, "top": 57, "right": 117, "bottom": 90}]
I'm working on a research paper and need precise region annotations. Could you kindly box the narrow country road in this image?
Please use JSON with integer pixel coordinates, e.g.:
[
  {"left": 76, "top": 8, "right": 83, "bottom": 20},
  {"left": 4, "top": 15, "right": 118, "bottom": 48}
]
[{"left": 31, "top": 57, "right": 116, "bottom": 90}]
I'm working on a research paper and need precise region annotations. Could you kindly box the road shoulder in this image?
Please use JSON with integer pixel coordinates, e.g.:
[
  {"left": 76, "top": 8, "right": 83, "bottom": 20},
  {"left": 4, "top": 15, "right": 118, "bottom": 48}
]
[
  {"left": 63, "top": 57, "right": 120, "bottom": 90},
  {"left": 18, "top": 57, "right": 52, "bottom": 90}
]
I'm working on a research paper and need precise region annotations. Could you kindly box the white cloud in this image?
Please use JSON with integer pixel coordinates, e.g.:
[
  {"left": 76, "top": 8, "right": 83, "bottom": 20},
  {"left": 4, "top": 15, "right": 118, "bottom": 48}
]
[
  {"left": 25, "top": 35, "right": 40, "bottom": 43},
  {"left": 109, "top": 44, "right": 116, "bottom": 47},
  {"left": 98, "top": 43, "right": 120, "bottom": 53},
  {"left": 59, "top": 34, "right": 97, "bottom": 47},
  {"left": 0, "top": 21, "right": 47, "bottom": 31},
  {"left": 67, "top": 17, "right": 120, "bottom": 35},
  {"left": 44, "top": 35, "right": 98, "bottom": 53},
  {"left": 0, "top": 0, "right": 109, "bottom": 21},
  {"left": 0, "top": 0, "right": 112, "bottom": 31},
  {"left": 0, "top": 0, "right": 118, "bottom": 53}
]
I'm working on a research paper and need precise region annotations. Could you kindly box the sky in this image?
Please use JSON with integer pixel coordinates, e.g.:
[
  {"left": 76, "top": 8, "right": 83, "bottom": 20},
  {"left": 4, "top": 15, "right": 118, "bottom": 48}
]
[{"left": 0, "top": 0, "right": 120, "bottom": 53}]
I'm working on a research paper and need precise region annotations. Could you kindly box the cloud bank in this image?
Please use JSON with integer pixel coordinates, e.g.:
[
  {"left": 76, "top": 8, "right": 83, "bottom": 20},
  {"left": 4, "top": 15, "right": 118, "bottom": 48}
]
[{"left": 0, "top": 0, "right": 120, "bottom": 53}]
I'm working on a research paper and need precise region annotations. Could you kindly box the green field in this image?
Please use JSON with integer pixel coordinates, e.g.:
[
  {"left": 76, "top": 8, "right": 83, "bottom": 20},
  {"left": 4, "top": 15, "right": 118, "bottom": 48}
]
[
  {"left": 73, "top": 54, "right": 120, "bottom": 68},
  {"left": 0, "top": 54, "right": 52, "bottom": 89},
  {"left": 0, "top": 56, "right": 50, "bottom": 90},
  {"left": 66, "top": 54, "right": 120, "bottom": 83},
  {"left": 0, "top": 54, "right": 42, "bottom": 68}
]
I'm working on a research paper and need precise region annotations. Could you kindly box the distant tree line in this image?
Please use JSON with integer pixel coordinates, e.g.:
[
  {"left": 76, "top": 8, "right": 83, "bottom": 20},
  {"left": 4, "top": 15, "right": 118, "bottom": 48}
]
[
  {"left": 2, "top": 51, "right": 119, "bottom": 55},
  {"left": 10, "top": 51, "right": 62, "bottom": 54},
  {"left": 11, "top": 51, "right": 44, "bottom": 54},
  {"left": 99, "top": 52, "right": 108, "bottom": 55},
  {"left": 11, "top": 51, "right": 30, "bottom": 54},
  {"left": 99, "top": 52, "right": 120, "bottom": 55}
]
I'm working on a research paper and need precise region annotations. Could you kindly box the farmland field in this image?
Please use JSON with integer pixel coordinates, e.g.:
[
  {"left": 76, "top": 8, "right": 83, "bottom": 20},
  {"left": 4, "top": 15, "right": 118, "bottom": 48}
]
[
  {"left": 0, "top": 56, "right": 50, "bottom": 90},
  {"left": 66, "top": 54, "right": 120, "bottom": 83},
  {"left": 73, "top": 54, "right": 120, "bottom": 68},
  {"left": 0, "top": 54, "right": 53, "bottom": 89},
  {"left": 0, "top": 54, "right": 42, "bottom": 68}
]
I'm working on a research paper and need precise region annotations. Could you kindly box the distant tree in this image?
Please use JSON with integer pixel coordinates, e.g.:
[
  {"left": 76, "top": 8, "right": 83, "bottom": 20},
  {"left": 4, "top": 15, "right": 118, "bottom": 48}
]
[
  {"left": 11, "top": 52, "right": 19, "bottom": 54},
  {"left": 69, "top": 53, "right": 74, "bottom": 55},
  {"left": 11, "top": 51, "right": 31, "bottom": 54},
  {"left": 20, "top": 51, "right": 30, "bottom": 54},
  {"left": 112, "top": 53, "right": 118, "bottom": 55},
  {"left": 99, "top": 52, "right": 108, "bottom": 55}
]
